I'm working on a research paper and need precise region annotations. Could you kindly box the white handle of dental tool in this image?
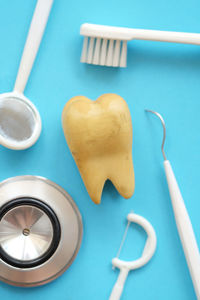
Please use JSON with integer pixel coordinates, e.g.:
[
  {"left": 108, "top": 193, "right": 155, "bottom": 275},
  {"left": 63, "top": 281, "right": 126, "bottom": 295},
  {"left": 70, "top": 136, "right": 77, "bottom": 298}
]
[
  {"left": 81, "top": 23, "right": 200, "bottom": 45},
  {"left": 109, "top": 268, "right": 129, "bottom": 300},
  {"left": 14, "top": 0, "right": 54, "bottom": 94},
  {"left": 164, "top": 160, "right": 200, "bottom": 300},
  {"left": 130, "top": 28, "right": 200, "bottom": 44}
]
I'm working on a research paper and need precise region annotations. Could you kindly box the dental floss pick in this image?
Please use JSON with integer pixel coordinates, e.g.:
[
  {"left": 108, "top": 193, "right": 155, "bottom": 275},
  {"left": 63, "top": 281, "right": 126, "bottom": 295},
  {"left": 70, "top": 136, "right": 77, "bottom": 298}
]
[
  {"left": 109, "top": 212, "right": 156, "bottom": 300},
  {"left": 146, "top": 110, "right": 200, "bottom": 299}
]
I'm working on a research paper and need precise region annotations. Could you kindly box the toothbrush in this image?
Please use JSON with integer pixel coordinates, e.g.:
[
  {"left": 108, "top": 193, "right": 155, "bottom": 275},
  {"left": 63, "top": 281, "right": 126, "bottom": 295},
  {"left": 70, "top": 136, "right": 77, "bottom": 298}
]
[{"left": 80, "top": 23, "right": 200, "bottom": 67}]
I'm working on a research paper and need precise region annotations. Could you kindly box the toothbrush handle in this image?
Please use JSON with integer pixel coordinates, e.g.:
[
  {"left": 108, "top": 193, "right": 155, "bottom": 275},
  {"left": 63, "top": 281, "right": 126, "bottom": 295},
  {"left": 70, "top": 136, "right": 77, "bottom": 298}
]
[
  {"left": 81, "top": 24, "right": 200, "bottom": 45},
  {"left": 164, "top": 160, "right": 200, "bottom": 300},
  {"left": 14, "top": 0, "right": 53, "bottom": 94},
  {"left": 109, "top": 268, "right": 129, "bottom": 300},
  {"left": 130, "top": 28, "right": 200, "bottom": 45}
]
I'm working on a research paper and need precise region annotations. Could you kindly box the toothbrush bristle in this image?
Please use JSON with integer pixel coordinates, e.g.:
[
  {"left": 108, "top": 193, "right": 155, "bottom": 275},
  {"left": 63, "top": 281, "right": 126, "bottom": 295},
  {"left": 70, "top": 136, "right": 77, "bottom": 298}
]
[
  {"left": 80, "top": 37, "right": 127, "bottom": 68},
  {"left": 100, "top": 39, "right": 108, "bottom": 65},
  {"left": 87, "top": 37, "right": 95, "bottom": 64},
  {"left": 80, "top": 37, "right": 88, "bottom": 63},
  {"left": 120, "top": 41, "right": 127, "bottom": 67},
  {"left": 93, "top": 38, "right": 101, "bottom": 65},
  {"left": 106, "top": 39, "right": 114, "bottom": 66},
  {"left": 113, "top": 40, "right": 121, "bottom": 67}
]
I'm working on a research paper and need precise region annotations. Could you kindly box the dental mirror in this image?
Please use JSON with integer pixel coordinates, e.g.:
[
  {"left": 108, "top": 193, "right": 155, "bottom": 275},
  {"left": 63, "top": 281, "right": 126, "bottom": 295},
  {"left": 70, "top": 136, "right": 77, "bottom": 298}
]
[{"left": 0, "top": 0, "right": 54, "bottom": 150}]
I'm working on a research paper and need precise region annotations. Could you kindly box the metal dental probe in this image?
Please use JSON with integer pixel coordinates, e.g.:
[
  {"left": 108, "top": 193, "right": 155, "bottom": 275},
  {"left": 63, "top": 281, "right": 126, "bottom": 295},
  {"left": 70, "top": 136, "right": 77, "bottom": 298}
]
[{"left": 146, "top": 109, "right": 200, "bottom": 299}]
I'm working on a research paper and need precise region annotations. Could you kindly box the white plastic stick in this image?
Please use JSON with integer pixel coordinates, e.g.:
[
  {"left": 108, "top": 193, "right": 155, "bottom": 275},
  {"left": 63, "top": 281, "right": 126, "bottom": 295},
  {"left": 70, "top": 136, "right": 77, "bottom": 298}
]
[
  {"left": 164, "top": 160, "right": 200, "bottom": 300},
  {"left": 14, "top": 0, "right": 54, "bottom": 94},
  {"left": 132, "top": 29, "right": 200, "bottom": 44},
  {"left": 109, "top": 268, "right": 129, "bottom": 300},
  {"left": 81, "top": 24, "right": 200, "bottom": 45}
]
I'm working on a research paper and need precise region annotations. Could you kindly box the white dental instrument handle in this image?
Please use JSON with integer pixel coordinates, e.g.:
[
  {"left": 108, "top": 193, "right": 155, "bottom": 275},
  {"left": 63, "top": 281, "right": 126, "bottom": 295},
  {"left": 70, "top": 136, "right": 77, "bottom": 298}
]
[
  {"left": 164, "top": 160, "right": 200, "bottom": 300},
  {"left": 129, "top": 28, "right": 200, "bottom": 45},
  {"left": 82, "top": 24, "right": 200, "bottom": 45},
  {"left": 109, "top": 268, "right": 129, "bottom": 300},
  {"left": 14, "top": 0, "right": 53, "bottom": 94}
]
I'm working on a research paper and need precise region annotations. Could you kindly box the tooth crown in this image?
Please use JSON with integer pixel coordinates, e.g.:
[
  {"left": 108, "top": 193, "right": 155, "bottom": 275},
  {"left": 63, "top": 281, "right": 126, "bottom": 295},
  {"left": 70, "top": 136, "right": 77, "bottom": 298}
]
[{"left": 62, "top": 94, "right": 135, "bottom": 204}]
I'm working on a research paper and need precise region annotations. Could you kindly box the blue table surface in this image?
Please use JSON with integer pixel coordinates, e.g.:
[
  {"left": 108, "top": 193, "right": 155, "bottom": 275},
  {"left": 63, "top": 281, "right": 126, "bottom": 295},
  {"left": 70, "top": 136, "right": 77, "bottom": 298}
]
[{"left": 0, "top": 0, "right": 200, "bottom": 299}]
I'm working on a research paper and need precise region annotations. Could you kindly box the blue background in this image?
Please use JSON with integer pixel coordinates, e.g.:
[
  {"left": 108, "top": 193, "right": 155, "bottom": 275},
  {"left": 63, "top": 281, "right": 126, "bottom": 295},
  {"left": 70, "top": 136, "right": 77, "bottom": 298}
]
[{"left": 0, "top": 0, "right": 200, "bottom": 299}]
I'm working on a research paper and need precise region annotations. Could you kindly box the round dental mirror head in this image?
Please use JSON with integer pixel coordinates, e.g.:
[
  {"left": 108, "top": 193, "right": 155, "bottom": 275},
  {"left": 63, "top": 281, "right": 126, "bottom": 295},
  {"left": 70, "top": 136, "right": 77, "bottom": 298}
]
[{"left": 0, "top": 92, "right": 41, "bottom": 150}]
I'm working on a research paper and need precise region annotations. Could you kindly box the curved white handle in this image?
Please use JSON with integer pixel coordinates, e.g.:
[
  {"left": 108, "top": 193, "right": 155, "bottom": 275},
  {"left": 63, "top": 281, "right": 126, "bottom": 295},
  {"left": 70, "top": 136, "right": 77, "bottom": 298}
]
[
  {"left": 109, "top": 268, "right": 129, "bottom": 300},
  {"left": 14, "top": 0, "right": 54, "bottom": 94},
  {"left": 112, "top": 213, "right": 157, "bottom": 270},
  {"left": 164, "top": 160, "right": 200, "bottom": 300}
]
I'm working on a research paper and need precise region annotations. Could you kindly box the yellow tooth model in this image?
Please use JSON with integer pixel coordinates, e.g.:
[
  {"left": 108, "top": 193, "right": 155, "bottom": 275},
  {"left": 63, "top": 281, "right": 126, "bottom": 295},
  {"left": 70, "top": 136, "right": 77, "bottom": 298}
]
[{"left": 62, "top": 94, "right": 135, "bottom": 204}]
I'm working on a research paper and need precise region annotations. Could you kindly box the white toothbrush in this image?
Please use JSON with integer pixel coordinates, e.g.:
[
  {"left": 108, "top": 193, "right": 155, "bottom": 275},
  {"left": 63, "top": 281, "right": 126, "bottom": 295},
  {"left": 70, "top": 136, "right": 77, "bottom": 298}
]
[{"left": 80, "top": 23, "right": 200, "bottom": 67}]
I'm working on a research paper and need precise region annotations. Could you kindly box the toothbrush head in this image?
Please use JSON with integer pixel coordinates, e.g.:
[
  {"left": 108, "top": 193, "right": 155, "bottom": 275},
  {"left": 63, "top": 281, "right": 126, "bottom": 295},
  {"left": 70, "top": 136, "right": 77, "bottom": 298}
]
[{"left": 80, "top": 23, "right": 130, "bottom": 68}]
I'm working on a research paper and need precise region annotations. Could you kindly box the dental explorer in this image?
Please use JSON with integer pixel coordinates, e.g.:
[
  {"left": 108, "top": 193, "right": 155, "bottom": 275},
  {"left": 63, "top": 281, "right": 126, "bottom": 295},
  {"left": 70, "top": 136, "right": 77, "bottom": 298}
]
[{"left": 146, "top": 109, "right": 200, "bottom": 300}]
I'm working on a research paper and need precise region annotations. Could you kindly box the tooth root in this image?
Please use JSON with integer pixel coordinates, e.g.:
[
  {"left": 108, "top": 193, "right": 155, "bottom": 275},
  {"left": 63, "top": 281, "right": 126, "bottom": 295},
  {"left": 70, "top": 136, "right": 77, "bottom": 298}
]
[
  {"left": 75, "top": 154, "right": 134, "bottom": 203},
  {"left": 76, "top": 160, "right": 106, "bottom": 205},
  {"left": 109, "top": 153, "right": 135, "bottom": 199}
]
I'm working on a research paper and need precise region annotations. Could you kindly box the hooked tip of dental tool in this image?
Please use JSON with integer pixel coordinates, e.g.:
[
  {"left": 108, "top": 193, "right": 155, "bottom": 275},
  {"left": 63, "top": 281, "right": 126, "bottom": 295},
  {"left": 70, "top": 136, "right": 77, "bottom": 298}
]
[{"left": 145, "top": 109, "right": 167, "bottom": 161}]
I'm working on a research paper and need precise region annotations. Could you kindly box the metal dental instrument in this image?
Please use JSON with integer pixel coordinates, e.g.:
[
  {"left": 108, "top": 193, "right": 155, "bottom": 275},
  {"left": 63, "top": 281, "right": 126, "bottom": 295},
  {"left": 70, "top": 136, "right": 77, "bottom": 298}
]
[
  {"left": 109, "top": 212, "right": 157, "bottom": 300},
  {"left": 146, "top": 109, "right": 200, "bottom": 300},
  {"left": 0, "top": 176, "right": 83, "bottom": 287}
]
